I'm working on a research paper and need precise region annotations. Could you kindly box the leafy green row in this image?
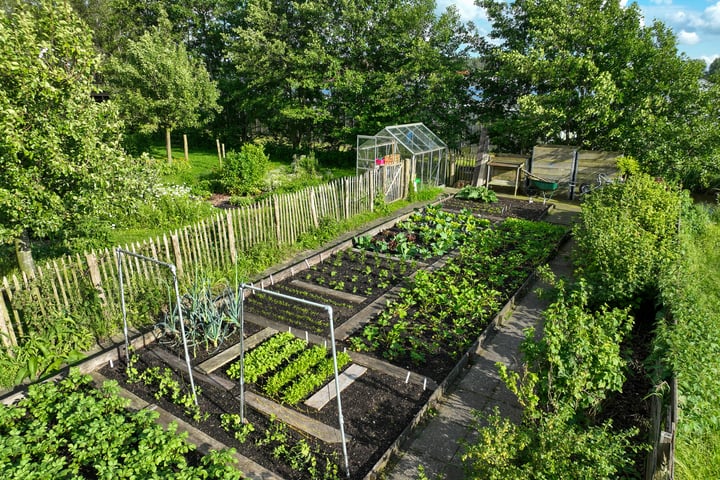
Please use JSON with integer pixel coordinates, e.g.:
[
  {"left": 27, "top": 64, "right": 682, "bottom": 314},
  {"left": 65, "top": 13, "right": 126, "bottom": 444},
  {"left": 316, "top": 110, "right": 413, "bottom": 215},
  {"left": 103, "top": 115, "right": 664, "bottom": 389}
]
[
  {"left": 280, "top": 352, "right": 352, "bottom": 405},
  {"left": 0, "top": 368, "right": 240, "bottom": 479},
  {"left": 227, "top": 332, "right": 306, "bottom": 382},
  {"left": 355, "top": 205, "right": 491, "bottom": 260},
  {"left": 265, "top": 345, "right": 328, "bottom": 396},
  {"left": 350, "top": 218, "right": 566, "bottom": 368}
]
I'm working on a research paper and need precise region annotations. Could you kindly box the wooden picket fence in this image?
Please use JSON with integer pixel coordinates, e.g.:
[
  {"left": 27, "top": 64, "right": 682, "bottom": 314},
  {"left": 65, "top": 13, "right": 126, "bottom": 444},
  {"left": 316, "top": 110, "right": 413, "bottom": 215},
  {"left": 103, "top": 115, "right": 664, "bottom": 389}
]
[{"left": 0, "top": 167, "right": 408, "bottom": 350}]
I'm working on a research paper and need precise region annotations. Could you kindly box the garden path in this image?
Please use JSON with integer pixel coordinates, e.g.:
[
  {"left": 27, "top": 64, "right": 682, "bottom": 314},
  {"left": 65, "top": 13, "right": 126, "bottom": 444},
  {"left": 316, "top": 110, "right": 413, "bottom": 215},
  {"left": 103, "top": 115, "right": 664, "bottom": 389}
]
[{"left": 383, "top": 202, "right": 579, "bottom": 480}]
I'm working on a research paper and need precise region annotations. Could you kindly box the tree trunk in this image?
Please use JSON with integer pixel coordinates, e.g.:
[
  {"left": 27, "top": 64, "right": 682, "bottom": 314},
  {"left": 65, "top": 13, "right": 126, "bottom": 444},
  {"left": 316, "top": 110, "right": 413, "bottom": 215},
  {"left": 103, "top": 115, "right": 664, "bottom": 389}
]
[
  {"left": 165, "top": 127, "right": 173, "bottom": 164},
  {"left": 15, "top": 230, "right": 36, "bottom": 279}
]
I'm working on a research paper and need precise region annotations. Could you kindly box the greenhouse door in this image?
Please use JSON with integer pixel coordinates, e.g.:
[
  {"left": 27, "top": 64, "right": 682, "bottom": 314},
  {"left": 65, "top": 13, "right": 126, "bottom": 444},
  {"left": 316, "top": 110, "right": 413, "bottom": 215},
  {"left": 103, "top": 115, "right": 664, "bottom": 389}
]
[{"left": 379, "top": 162, "right": 405, "bottom": 202}]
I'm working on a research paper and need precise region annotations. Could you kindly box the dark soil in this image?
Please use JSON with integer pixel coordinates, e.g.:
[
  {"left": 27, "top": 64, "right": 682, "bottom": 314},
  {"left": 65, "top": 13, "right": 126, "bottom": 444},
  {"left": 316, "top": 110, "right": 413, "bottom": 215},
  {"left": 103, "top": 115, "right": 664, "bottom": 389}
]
[
  {"left": 243, "top": 281, "right": 368, "bottom": 334},
  {"left": 101, "top": 342, "right": 431, "bottom": 480},
  {"left": 441, "top": 196, "right": 550, "bottom": 221},
  {"left": 298, "top": 249, "right": 421, "bottom": 300},
  {"left": 596, "top": 302, "right": 656, "bottom": 476}
]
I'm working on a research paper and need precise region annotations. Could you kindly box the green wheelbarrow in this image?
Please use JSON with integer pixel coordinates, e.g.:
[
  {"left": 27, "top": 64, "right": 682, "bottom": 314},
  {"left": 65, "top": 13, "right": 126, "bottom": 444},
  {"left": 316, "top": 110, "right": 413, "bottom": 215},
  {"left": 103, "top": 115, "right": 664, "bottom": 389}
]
[{"left": 523, "top": 170, "right": 560, "bottom": 204}]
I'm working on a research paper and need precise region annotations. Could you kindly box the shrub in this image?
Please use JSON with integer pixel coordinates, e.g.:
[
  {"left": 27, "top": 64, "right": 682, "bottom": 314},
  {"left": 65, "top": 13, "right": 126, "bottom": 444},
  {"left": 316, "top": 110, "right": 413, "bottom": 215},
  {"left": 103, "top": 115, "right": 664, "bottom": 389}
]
[
  {"left": 522, "top": 272, "right": 634, "bottom": 414},
  {"left": 462, "top": 405, "right": 640, "bottom": 480},
  {"left": 573, "top": 172, "right": 687, "bottom": 306},
  {"left": 218, "top": 144, "right": 269, "bottom": 195}
]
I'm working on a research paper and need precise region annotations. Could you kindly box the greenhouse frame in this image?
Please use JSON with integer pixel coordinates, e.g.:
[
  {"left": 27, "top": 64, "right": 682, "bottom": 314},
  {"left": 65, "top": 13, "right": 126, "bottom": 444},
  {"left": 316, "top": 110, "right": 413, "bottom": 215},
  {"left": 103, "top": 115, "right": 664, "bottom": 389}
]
[{"left": 356, "top": 123, "right": 449, "bottom": 186}]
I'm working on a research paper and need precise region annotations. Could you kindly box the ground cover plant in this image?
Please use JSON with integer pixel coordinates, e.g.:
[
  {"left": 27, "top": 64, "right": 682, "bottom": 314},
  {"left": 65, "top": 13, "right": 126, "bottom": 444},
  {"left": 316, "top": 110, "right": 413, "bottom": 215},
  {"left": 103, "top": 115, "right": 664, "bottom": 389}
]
[{"left": 0, "top": 368, "right": 240, "bottom": 479}]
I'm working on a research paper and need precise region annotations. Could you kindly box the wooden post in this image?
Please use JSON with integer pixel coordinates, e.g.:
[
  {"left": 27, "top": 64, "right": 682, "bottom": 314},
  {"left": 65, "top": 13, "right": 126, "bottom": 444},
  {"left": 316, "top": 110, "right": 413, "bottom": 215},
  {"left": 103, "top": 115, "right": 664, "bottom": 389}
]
[
  {"left": 449, "top": 156, "right": 457, "bottom": 187},
  {"left": 166, "top": 127, "right": 173, "bottom": 164},
  {"left": 170, "top": 233, "right": 183, "bottom": 277},
  {"left": 221, "top": 143, "right": 226, "bottom": 158},
  {"left": 309, "top": 188, "right": 319, "bottom": 228},
  {"left": 227, "top": 210, "right": 238, "bottom": 264},
  {"left": 216, "top": 139, "right": 222, "bottom": 167},
  {"left": 471, "top": 126, "right": 490, "bottom": 187},
  {"left": 85, "top": 253, "right": 106, "bottom": 305},
  {"left": 183, "top": 134, "right": 189, "bottom": 164}
]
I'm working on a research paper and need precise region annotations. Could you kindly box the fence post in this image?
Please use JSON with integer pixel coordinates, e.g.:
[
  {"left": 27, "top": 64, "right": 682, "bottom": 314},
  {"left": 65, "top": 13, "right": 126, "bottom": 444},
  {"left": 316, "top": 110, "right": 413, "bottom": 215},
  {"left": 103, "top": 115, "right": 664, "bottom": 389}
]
[
  {"left": 85, "top": 252, "right": 107, "bottom": 305},
  {"left": 273, "top": 196, "right": 282, "bottom": 244},
  {"left": 170, "top": 233, "right": 184, "bottom": 277},
  {"left": 226, "top": 210, "right": 238, "bottom": 264},
  {"left": 0, "top": 288, "right": 17, "bottom": 348},
  {"left": 309, "top": 188, "right": 319, "bottom": 228},
  {"left": 449, "top": 155, "right": 457, "bottom": 187}
]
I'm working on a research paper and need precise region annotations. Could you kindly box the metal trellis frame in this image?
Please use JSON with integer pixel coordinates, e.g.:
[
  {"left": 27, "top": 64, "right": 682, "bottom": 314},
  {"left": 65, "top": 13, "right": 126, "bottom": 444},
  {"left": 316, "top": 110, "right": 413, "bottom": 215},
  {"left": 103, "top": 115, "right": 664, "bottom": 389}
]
[
  {"left": 116, "top": 248, "right": 198, "bottom": 406},
  {"left": 239, "top": 283, "right": 351, "bottom": 478}
]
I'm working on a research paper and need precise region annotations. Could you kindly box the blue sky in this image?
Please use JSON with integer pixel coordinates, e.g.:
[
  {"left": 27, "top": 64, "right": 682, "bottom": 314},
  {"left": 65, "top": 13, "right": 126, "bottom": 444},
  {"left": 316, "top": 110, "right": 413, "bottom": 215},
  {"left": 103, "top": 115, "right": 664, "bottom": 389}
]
[{"left": 437, "top": 0, "right": 720, "bottom": 67}]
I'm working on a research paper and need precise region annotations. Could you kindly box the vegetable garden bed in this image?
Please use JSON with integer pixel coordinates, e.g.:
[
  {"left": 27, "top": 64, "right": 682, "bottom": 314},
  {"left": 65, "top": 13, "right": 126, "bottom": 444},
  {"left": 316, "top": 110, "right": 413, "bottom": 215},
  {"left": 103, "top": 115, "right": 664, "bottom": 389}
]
[{"left": 2, "top": 196, "right": 564, "bottom": 480}]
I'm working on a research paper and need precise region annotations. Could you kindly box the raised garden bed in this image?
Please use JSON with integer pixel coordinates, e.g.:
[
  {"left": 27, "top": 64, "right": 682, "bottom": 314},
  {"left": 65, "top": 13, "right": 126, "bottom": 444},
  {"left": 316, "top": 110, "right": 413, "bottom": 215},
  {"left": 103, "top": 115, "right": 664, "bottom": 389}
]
[
  {"left": 441, "top": 195, "right": 550, "bottom": 221},
  {"left": 2, "top": 203, "right": 567, "bottom": 480}
]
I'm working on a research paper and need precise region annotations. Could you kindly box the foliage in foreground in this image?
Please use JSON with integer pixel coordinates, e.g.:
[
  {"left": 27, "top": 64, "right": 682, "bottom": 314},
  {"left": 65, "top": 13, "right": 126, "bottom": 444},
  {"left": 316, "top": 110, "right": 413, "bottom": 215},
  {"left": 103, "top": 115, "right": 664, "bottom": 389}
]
[
  {"left": 462, "top": 274, "right": 643, "bottom": 478},
  {"left": 0, "top": 368, "right": 241, "bottom": 479},
  {"left": 655, "top": 204, "right": 720, "bottom": 479},
  {"left": 462, "top": 405, "right": 638, "bottom": 480}
]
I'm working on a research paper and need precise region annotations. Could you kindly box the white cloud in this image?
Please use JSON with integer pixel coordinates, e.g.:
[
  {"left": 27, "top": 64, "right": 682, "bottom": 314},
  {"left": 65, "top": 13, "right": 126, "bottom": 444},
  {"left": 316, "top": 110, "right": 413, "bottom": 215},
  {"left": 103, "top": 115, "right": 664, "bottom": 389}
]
[
  {"left": 650, "top": 0, "right": 673, "bottom": 5},
  {"left": 438, "top": 0, "right": 486, "bottom": 24},
  {"left": 705, "top": 2, "right": 720, "bottom": 32},
  {"left": 701, "top": 54, "right": 719, "bottom": 67},
  {"left": 667, "top": 2, "right": 720, "bottom": 34},
  {"left": 677, "top": 29, "right": 700, "bottom": 44}
]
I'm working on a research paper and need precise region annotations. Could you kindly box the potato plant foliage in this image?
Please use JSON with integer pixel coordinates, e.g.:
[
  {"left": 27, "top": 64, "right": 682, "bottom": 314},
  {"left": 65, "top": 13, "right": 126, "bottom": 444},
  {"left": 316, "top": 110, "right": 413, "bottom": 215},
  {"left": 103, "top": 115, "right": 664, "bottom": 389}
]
[{"left": 0, "top": 368, "right": 241, "bottom": 479}]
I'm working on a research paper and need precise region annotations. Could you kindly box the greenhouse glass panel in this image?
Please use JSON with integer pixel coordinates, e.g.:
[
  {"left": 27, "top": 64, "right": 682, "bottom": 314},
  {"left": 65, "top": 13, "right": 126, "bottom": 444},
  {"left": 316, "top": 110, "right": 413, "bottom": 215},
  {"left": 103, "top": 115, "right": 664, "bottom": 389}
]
[{"left": 356, "top": 123, "right": 448, "bottom": 186}]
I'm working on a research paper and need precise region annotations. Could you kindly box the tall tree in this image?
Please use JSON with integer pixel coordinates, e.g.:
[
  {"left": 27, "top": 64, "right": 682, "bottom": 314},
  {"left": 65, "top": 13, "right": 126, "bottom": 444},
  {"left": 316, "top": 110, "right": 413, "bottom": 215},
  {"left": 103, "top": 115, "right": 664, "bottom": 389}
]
[
  {"left": 328, "top": 0, "right": 477, "bottom": 146},
  {"left": 0, "top": 0, "right": 153, "bottom": 275},
  {"left": 227, "top": 0, "right": 338, "bottom": 149},
  {"left": 226, "top": 0, "right": 478, "bottom": 148},
  {"left": 104, "top": 14, "right": 221, "bottom": 163},
  {"left": 475, "top": 0, "right": 719, "bottom": 186}
]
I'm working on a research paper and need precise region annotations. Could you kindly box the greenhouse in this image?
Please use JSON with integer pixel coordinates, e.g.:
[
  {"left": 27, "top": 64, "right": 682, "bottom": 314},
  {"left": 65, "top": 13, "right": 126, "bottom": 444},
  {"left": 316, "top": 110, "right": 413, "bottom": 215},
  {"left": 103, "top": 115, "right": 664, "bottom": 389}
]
[{"left": 356, "top": 123, "right": 449, "bottom": 186}]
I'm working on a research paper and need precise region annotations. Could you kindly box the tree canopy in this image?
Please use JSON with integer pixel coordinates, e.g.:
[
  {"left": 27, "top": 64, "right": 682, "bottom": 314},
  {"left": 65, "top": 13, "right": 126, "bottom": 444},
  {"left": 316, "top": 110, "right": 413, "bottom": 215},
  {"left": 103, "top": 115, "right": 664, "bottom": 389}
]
[
  {"left": 103, "top": 14, "right": 221, "bottom": 162},
  {"left": 475, "top": 0, "right": 720, "bottom": 187},
  {"left": 0, "top": 0, "right": 153, "bottom": 267}
]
